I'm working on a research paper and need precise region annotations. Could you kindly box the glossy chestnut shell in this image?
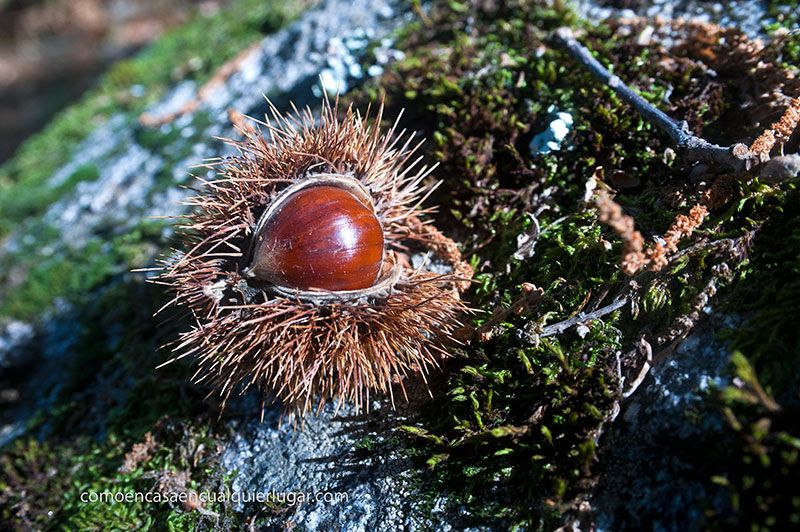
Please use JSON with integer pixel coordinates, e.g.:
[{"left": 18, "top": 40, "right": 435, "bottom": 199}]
[{"left": 247, "top": 181, "right": 384, "bottom": 292}]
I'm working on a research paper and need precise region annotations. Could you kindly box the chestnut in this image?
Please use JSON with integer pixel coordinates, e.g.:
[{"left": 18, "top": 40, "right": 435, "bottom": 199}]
[
  {"left": 247, "top": 181, "right": 384, "bottom": 292},
  {"left": 157, "top": 99, "right": 472, "bottom": 418}
]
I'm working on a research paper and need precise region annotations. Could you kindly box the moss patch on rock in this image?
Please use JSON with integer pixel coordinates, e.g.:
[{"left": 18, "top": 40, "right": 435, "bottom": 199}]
[
  {"left": 0, "top": 280, "right": 239, "bottom": 529},
  {"left": 348, "top": 0, "right": 800, "bottom": 528}
]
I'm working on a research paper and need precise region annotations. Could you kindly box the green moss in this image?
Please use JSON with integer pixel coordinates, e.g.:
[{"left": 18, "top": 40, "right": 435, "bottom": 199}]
[
  {"left": 616, "top": 177, "right": 800, "bottom": 530},
  {"left": 721, "top": 184, "right": 800, "bottom": 402},
  {"left": 0, "top": 279, "right": 237, "bottom": 528},
  {"left": 764, "top": 2, "right": 800, "bottom": 70},
  {"left": 696, "top": 352, "right": 800, "bottom": 530},
  {"left": 352, "top": 0, "right": 800, "bottom": 526},
  {"left": 1, "top": 428, "right": 230, "bottom": 530},
  {"left": 0, "top": 216, "right": 170, "bottom": 320},
  {"left": 0, "top": 163, "right": 99, "bottom": 237},
  {"left": 766, "top": 0, "right": 800, "bottom": 30},
  {"left": 357, "top": 2, "right": 628, "bottom": 524}
]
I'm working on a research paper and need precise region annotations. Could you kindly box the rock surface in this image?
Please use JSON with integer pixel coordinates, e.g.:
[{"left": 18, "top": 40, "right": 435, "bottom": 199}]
[
  {"left": 592, "top": 315, "right": 736, "bottom": 530},
  {"left": 575, "top": 0, "right": 786, "bottom": 38},
  {"left": 221, "top": 401, "right": 458, "bottom": 531},
  {"left": 0, "top": 0, "right": 466, "bottom": 528}
]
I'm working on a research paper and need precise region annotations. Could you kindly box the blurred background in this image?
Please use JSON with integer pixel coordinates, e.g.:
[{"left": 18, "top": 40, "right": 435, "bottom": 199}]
[{"left": 0, "top": 0, "right": 227, "bottom": 163}]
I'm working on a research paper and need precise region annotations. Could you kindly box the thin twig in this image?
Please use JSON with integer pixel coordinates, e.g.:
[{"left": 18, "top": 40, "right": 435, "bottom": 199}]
[
  {"left": 622, "top": 336, "right": 653, "bottom": 399},
  {"left": 537, "top": 295, "right": 628, "bottom": 338},
  {"left": 551, "top": 27, "right": 750, "bottom": 173}
]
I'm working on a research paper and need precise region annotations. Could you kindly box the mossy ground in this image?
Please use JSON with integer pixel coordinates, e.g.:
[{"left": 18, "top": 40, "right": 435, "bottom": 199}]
[
  {"left": 354, "top": 0, "right": 800, "bottom": 528},
  {"left": 0, "top": 279, "right": 239, "bottom": 529},
  {"left": 0, "top": 0, "right": 308, "bottom": 529},
  {"left": 2, "top": 0, "right": 800, "bottom": 529}
]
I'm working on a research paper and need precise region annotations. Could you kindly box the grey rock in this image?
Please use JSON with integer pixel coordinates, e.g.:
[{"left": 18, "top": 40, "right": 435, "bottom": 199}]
[
  {"left": 0, "top": 0, "right": 458, "bottom": 528},
  {"left": 760, "top": 154, "right": 800, "bottom": 182},
  {"left": 574, "top": 0, "right": 782, "bottom": 39},
  {"left": 0, "top": 320, "right": 35, "bottom": 368},
  {"left": 592, "top": 315, "right": 738, "bottom": 530},
  {"left": 0, "top": 302, "right": 82, "bottom": 448},
  {"left": 222, "top": 402, "right": 446, "bottom": 530}
]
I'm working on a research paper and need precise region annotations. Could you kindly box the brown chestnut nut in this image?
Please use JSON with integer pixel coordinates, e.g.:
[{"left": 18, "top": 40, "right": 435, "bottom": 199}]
[
  {"left": 157, "top": 99, "right": 473, "bottom": 419},
  {"left": 247, "top": 184, "right": 384, "bottom": 291}
]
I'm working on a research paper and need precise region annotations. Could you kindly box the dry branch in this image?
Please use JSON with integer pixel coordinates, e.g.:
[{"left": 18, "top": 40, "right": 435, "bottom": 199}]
[
  {"left": 539, "top": 295, "right": 628, "bottom": 338},
  {"left": 552, "top": 27, "right": 755, "bottom": 173}
]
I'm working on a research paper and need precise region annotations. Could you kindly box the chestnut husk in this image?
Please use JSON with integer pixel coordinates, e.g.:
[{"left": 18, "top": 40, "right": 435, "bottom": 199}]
[{"left": 156, "top": 98, "right": 473, "bottom": 417}]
